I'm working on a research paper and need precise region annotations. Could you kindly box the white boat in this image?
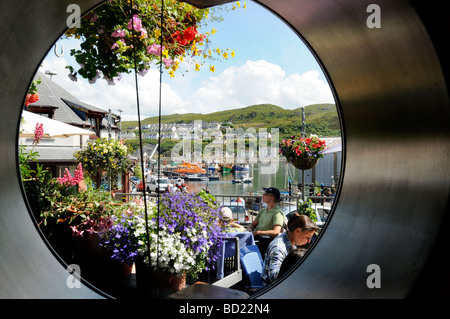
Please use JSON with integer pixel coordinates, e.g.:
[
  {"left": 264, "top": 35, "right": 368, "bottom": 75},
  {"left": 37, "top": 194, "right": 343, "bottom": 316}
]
[
  {"left": 208, "top": 163, "right": 219, "bottom": 172},
  {"left": 185, "top": 173, "right": 209, "bottom": 181},
  {"left": 232, "top": 176, "right": 253, "bottom": 183}
]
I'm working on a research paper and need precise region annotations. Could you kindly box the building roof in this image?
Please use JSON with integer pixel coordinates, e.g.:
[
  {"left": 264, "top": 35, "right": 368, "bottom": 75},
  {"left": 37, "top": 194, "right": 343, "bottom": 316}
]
[{"left": 30, "top": 71, "right": 108, "bottom": 127}]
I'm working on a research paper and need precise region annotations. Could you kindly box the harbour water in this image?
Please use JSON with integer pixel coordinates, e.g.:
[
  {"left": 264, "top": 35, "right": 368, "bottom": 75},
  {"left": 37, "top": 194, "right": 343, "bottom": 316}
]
[{"left": 181, "top": 162, "right": 302, "bottom": 196}]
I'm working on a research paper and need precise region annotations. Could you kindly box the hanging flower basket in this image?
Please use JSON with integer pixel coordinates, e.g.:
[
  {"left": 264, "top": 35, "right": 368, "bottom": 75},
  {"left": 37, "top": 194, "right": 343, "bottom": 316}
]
[
  {"left": 288, "top": 156, "right": 320, "bottom": 170},
  {"left": 280, "top": 134, "right": 327, "bottom": 170}
]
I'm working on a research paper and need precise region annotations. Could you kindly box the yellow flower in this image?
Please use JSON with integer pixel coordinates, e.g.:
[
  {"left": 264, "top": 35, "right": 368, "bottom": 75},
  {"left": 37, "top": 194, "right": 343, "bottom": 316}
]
[
  {"left": 154, "top": 29, "right": 161, "bottom": 38},
  {"left": 231, "top": 51, "right": 235, "bottom": 57},
  {"left": 222, "top": 52, "right": 228, "bottom": 59},
  {"left": 215, "top": 47, "right": 221, "bottom": 54},
  {"left": 237, "top": 1, "right": 241, "bottom": 7},
  {"left": 211, "top": 28, "right": 217, "bottom": 34},
  {"left": 169, "top": 70, "right": 175, "bottom": 77},
  {"left": 195, "top": 63, "right": 200, "bottom": 71},
  {"left": 210, "top": 66, "right": 215, "bottom": 72}
]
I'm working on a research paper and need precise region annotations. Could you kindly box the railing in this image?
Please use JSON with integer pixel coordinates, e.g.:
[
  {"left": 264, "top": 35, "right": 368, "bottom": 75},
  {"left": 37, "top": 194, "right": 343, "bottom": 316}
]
[{"left": 114, "top": 192, "right": 334, "bottom": 227}]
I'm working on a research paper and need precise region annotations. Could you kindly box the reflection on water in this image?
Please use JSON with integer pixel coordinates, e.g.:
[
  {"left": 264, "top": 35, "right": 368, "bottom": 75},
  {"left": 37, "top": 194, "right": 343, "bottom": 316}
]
[{"left": 184, "top": 162, "right": 298, "bottom": 195}]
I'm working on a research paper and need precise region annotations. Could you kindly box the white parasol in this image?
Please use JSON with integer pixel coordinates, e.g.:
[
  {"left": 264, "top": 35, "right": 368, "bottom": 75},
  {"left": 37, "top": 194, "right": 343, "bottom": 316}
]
[
  {"left": 319, "top": 142, "right": 342, "bottom": 154},
  {"left": 19, "top": 111, "right": 93, "bottom": 138}
]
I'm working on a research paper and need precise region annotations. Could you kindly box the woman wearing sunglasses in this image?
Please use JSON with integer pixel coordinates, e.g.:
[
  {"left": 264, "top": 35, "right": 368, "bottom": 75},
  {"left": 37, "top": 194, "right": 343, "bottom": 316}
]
[{"left": 262, "top": 213, "right": 319, "bottom": 284}]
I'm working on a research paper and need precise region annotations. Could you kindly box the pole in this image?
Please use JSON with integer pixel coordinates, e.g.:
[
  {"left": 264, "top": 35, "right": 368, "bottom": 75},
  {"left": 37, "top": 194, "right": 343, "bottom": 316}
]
[
  {"left": 301, "top": 106, "right": 306, "bottom": 202},
  {"left": 118, "top": 109, "right": 123, "bottom": 139}
]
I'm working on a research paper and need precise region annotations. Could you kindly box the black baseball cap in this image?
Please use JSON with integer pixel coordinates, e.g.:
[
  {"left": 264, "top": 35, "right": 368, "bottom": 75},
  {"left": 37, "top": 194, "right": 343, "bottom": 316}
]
[{"left": 263, "top": 187, "right": 281, "bottom": 201}]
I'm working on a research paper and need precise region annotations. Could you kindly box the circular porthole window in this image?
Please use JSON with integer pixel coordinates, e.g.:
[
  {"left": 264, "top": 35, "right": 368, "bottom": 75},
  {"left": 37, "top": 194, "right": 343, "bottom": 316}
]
[{"left": 18, "top": 0, "right": 342, "bottom": 299}]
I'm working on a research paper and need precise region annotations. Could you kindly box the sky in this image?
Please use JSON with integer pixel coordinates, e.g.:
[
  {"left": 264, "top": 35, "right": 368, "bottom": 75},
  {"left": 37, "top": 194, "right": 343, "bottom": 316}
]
[{"left": 38, "top": 1, "right": 335, "bottom": 121}]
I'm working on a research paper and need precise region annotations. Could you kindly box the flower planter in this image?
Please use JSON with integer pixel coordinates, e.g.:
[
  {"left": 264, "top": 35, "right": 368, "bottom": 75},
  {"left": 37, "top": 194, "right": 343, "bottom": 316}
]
[
  {"left": 288, "top": 156, "right": 320, "bottom": 170},
  {"left": 71, "top": 233, "right": 133, "bottom": 296},
  {"left": 135, "top": 260, "right": 186, "bottom": 298}
]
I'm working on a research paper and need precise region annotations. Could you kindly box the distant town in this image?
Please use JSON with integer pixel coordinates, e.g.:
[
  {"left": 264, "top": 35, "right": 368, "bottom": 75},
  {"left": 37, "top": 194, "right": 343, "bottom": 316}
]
[{"left": 122, "top": 121, "right": 274, "bottom": 140}]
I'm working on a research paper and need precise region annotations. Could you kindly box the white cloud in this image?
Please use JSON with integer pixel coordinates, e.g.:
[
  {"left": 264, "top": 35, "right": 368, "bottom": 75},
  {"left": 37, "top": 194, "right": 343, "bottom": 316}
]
[
  {"left": 39, "top": 55, "right": 334, "bottom": 121},
  {"left": 189, "top": 60, "right": 335, "bottom": 113},
  {"left": 39, "top": 54, "right": 188, "bottom": 121}
]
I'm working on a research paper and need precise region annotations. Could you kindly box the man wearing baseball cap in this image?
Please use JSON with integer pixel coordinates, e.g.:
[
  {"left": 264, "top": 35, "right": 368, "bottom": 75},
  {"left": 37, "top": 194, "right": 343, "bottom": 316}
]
[
  {"left": 219, "top": 206, "right": 245, "bottom": 233},
  {"left": 247, "top": 186, "right": 285, "bottom": 255}
]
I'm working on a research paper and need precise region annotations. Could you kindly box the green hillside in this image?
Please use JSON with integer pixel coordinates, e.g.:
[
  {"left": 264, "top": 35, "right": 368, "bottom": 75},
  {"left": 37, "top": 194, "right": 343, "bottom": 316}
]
[{"left": 122, "top": 103, "right": 341, "bottom": 138}]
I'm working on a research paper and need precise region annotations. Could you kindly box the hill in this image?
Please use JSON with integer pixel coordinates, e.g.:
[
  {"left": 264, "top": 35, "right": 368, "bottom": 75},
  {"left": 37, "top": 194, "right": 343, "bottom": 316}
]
[{"left": 122, "top": 103, "right": 341, "bottom": 138}]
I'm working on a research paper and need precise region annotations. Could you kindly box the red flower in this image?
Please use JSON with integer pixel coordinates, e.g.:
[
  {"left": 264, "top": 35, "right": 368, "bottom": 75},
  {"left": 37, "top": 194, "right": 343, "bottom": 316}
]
[
  {"left": 183, "top": 27, "right": 198, "bottom": 42},
  {"left": 25, "top": 93, "right": 39, "bottom": 106},
  {"left": 172, "top": 26, "right": 199, "bottom": 46}
]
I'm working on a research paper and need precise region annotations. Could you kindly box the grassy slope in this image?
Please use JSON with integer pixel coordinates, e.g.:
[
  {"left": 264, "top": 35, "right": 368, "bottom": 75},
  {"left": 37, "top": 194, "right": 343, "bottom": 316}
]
[{"left": 122, "top": 103, "right": 340, "bottom": 137}]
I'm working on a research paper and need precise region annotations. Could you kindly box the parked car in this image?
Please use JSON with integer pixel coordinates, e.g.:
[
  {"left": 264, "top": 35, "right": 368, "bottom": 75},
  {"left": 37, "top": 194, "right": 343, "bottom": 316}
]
[
  {"left": 146, "top": 175, "right": 172, "bottom": 193},
  {"left": 220, "top": 198, "right": 249, "bottom": 225},
  {"left": 284, "top": 206, "right": 329, "bottom": 227}
]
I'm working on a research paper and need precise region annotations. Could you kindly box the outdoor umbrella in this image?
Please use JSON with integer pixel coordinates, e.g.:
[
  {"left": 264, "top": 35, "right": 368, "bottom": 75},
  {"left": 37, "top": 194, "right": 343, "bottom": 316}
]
[
  {"left": 319, "top": 143, "right": 342, "bottom": 154},
  {"left": 19, "top": 110, "right": 93, "bottom": 138}
]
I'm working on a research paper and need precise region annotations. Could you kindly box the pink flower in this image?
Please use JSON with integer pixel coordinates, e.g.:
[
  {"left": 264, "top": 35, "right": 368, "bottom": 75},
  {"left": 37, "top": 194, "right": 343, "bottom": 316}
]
[
  {"left": 111, "top": 42, "right": 119, "bottom": 50},
  {"left": 111, "top": 28, "right": 126, "bottom": 38},
  {"left": 163, "top": 58, "right": 173, "bottom": 67},
  {"left": 90, "top": 13, "right": 98, "bottom": 22},
  {"left": 140, "top": 27, "right": 148, "bottom": 38},
  {"left": 70, "top": 226, "right": 84, "bottom": 237},
  {"left": 147, "top": 43, "right": 163, "bottom": 56},
  {"left": 56, "top": 163, "right": 84, "bottom": 186},
  {"left": 105, "top": 217, "right": 114, "bottom": 228},
  {"left": 33, "top": 123, "right": 44, "bottom": 144},
  {"left": 74, "top": 163, "right": 84, "bottom": 181},
  {"left": 127, "top": 14, "right": 142, "bottom": 32}
]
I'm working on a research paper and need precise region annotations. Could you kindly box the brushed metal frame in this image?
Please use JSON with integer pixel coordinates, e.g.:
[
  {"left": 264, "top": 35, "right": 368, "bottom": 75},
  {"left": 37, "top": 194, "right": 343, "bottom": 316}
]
[{"left": 1, "top": 0, "right": 449, "bottom": 298}]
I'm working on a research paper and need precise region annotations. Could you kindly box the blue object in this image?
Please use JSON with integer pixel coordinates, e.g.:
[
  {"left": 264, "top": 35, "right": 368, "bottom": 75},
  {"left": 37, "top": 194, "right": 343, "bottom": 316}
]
[
  {"left": 239, "top": 245, "right": 264, "bottom": 290},
  {"left": 216, "top": 232, "right": 255, "bottom": 279}
]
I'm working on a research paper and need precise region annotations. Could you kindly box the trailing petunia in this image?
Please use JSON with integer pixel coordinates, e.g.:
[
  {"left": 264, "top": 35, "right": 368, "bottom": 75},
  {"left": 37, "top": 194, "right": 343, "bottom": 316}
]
[{"left": 64, "top": 0, "right": 243, "bottom": 83}]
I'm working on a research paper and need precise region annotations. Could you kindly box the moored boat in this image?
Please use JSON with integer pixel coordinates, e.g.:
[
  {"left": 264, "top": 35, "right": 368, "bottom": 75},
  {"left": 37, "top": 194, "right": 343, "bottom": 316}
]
[
  {"left": 173, "top": 163, "right": 206, "bottom": 175},
  {"left": 232, "top": 176, "right": 253, "bottom": 183},
  {"left": 220, "top": 163, "right": 233, "bottom": 173},
  {"left": 234, "top": 164, "right": 249, "bottom": 172}
]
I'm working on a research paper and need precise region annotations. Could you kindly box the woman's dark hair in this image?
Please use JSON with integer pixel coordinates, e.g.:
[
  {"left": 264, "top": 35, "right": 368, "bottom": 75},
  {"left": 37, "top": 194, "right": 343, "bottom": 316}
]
[
  {"left": 277, "top": 247, "right": 308, "bottom": 279},
  {"left": 287, "top": 212, "right": 319, "bottom": 232}
]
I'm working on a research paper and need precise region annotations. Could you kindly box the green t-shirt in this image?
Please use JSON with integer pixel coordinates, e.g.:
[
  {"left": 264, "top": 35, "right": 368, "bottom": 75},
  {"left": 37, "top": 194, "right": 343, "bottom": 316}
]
[{"left": 255, "top": 206, "right": 284, "bottom": 231}]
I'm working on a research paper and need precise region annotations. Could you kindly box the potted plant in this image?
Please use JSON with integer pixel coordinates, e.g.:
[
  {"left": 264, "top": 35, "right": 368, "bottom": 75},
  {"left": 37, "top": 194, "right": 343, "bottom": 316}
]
[
  {"left": 37, "top": 166, "right": 134, "bottom": 293},
  {"left": 99, "top": 190, "right": 226, "bottom": 297},
  {"left": 74, "top": 138, "right": 132, "bottom": 189},
  {"left": 279, "top": 134, "right": 327, "bottom": 170},
  {"left": 297, "top": 199, "right": 318, "bottom": 223}
]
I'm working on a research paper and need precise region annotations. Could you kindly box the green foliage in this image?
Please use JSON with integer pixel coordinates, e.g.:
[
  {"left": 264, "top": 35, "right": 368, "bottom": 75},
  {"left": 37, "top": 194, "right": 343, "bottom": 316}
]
[
  {"left": 75, "top": 138, "right": 132, "bottom": 176},
  {"left": 39, "top": 183, "right": 120, "bottom": 237},
  {"left": 64, "top": 0, "right": 237, "bottom": 82},
  {"left": 133, "top": 165, "right": 143, "bottom": 179},
  {"left": 297, "top": 199, "right": 318, "bottom": 223},
  {"left": 122, "top": 103, "right": 341, "bottom": 139}
]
